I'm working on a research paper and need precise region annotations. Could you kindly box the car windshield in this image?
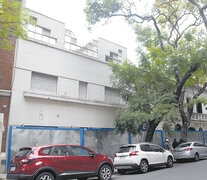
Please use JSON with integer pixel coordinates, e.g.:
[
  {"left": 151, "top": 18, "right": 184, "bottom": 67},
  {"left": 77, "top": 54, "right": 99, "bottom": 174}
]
[
  {"left": 177, "top": 143, "right": 191, "bottom": 148},
  {"left": 15, "top": 147, "right": 32, "bottom": 158},
  {"left": 119, "top": 146, "right": 136, "bottom": 153}
]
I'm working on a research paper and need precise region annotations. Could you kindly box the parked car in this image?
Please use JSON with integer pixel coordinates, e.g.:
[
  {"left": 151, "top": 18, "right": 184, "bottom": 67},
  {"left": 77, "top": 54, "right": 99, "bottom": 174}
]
[
  {"left": 114, "top": 143, "right": 174, "bottom": 174},
  {"left": 7, "top": 144, "right": 113, "bottom": 180},
  {"left": 173, "top": 141, "right": 207, "bottom": 161}
]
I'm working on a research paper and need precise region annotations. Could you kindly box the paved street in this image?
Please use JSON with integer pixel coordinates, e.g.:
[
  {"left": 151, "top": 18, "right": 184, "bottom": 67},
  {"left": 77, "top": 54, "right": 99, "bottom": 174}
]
[{"left": 88, "top": 158, "right": 207, "bottom": 180}]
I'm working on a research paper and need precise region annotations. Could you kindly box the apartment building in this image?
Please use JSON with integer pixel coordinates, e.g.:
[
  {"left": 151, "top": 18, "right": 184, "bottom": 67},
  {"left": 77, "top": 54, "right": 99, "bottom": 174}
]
[{"left": 8, "top": 10, "right": 127, "bottom": 130}]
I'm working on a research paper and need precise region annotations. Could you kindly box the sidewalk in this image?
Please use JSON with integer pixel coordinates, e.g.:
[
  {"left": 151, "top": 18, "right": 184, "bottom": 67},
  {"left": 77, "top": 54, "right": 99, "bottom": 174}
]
[{"left": 0, "top": 174, "right": 6, "bottom": 180}]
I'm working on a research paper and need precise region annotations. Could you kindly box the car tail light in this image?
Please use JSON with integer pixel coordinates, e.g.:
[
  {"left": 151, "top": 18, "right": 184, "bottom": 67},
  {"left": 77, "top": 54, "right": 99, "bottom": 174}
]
[
  {"left": 115, "top": 154, "right": 117, "bottom": 157},
  {"left": 184, "top": 148, "right": 192, "bottom": 151},
  {"left": 129, "top": 151, "right": 139, "bottom": 156},
  {"left": 21, "top": 158, "right": 36, "bottom": 164}
]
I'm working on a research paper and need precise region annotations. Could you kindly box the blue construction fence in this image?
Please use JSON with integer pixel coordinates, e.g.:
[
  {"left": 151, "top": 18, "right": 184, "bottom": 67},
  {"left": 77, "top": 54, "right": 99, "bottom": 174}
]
[{"left": 6, "top": 126, "right": 207, "bottom": 172}]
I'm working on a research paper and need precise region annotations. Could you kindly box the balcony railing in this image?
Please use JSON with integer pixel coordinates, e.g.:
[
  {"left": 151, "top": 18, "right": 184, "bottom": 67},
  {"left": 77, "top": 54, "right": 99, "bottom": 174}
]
[
  {"left": 28, "top": 30, "right": 57, "bottom": 46},
  {"left": 65, "top": 42, "right": 98, "bottom": 59},
  {"left": 191, "top": 113, "right": 207, "bottom": 121}
]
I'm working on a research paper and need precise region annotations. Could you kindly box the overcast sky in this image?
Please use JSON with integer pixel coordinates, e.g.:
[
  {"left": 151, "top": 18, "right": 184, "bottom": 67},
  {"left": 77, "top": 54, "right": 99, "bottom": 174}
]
[{"left": 25, "top": 0, "right": 138, "bottom": 62}]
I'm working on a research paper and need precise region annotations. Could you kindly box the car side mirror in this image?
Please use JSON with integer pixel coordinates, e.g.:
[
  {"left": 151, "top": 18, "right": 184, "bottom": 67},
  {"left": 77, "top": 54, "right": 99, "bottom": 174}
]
[{"left": 89, "top": 151, "right": 95, "bottom": 158}]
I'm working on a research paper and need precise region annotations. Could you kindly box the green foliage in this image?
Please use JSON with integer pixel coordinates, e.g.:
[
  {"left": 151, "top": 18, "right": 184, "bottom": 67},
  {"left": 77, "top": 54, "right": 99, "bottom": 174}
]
[
  {"left": 185, "top": 97, "right": 207, "bottom": 108},
  {"left": 0, "top": 0, "right": 29, "bottom": 50},
  {"left": 85, "top": 0, "right": 207, "bottom": 137},
  {"left": 84, "top": 0, "right": 122, "bottom": 26},
  {"left": 135, "top": 24, "right": 207, "bottom": 89},
  {"left": 111, "top": 61, "right": 180, "bottom": 135}
]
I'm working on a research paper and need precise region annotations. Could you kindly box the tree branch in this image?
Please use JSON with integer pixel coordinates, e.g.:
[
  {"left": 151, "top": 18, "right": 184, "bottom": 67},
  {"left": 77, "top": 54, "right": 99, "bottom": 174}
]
[
  {"left": 175, "top": 63, "right": 201, "bottom": 99},
  {"left": 192, "top": 82, "right": 207, "bottom": 99},
  {"left": 188, "top": 0, "right": 207, "bottom": 31}
]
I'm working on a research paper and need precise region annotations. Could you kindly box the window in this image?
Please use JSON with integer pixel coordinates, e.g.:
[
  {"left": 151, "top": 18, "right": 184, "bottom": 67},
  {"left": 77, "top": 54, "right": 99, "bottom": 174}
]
[
  {"left": 118, "top": 49, "right": 122, "bottom": 57},
  {"left": 51, "top": 146, "right": 70, "bottom": 156},
  {"left": 31, "top": 72, "right": 57, "bottom": 93},
  {"left": 110, "top": 51, "right": 118, "bottom": 59},
  {"left": 79, "top": 81, "right": 87, "bottom": 99},
  {"left": 140, "top": 144, "right": 150, "bottom": 152},
  {"left": 70, "top": 146, "right": 90, "bottom": 156},
  {"left": 197, "top": 103, "right": 203, "bottom": 113},
  {"left": 178, "top": 143, "right": 191, "bottom": 148},
  {"left": 119, "top": 146, "right": 136, "bottom": 153},
  {"left": 105, "top": 55, "right": 111, "bottom": 62},
  {"left": 193, "top": 143, "right": 201, "bottom": 147},
  {"left": 105, "top": 87, "right": 120, "bottom": 104},
  {"left": 28, "top": 24, "right": 56, "bottom": 45},
  {"left": 149, "top": 145, "right": 164, "bottom": 152},
  {"left": 186, "top": 97, "right": 190, "bottom": 104},
  {"left": 15, "top": 148, "right": 32, "bottom": 158},
  {"left": 64, "top": 29, "right": 77, "bottom": 50},
  {"left": 41, "top": 147, "right": 52, "bottom": 155}
]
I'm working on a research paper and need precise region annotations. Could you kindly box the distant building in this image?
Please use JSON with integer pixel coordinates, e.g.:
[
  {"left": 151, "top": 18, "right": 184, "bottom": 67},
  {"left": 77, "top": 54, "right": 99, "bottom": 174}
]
[
  {"left": 8, "top": 10, "right": 126, "bottom": 130},
  {"left": 158, "top": 86, "right": 207, "bottom": 131}
]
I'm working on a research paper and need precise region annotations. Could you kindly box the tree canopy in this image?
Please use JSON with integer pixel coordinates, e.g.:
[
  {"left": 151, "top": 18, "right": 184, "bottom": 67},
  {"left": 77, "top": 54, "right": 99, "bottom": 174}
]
[
  {"left": 111, "top": 60, "right": 179, "bottom": 141},
  {"left": 0, "top": 0, "right": 29, "bottom": 50},
  {"left": 85, "top": 0, "right": 207, "bottom": 141}
]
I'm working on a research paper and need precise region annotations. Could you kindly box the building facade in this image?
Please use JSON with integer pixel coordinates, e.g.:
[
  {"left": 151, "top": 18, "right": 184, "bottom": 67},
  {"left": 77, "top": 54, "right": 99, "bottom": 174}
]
[
  {"left": 0, "top": 36, "right": 17, "bottom": 153},
  {"left": 8, "top": 10, "right": 126, "bottom": 131}
]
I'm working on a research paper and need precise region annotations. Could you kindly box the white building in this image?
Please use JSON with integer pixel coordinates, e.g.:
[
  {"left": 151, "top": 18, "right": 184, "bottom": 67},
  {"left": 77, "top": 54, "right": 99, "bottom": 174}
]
[{"left": 9, "top": 10, "right": 126, "bottom": 129}]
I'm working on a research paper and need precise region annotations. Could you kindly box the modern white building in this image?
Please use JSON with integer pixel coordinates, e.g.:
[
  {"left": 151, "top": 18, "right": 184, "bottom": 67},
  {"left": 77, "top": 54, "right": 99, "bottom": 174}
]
[{"left": 9, "top": 10, "right": 127, "bottom": 129}]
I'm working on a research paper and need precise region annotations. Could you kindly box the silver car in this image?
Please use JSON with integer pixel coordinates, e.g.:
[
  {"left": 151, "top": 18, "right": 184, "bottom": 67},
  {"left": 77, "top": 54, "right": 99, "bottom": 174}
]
[{"left": 173, "top": 141, "right": 207, "bottom": 161}]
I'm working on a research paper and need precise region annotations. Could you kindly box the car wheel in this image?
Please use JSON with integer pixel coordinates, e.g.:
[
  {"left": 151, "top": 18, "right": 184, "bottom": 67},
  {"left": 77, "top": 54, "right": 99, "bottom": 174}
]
[
  {"left": 98, "top": 164, "right": 112, "bottom": 180},
  {"left": 117, "top": 169, "right": 126, "bottom": 175},
  {"left": 166, "top": 156, "right": 173, "bottom": 168},
  {"left": 139, "top": 160, "right": 148, "bottom": 173},
  {"left": 36, "top": 172, "right": 54, "bottom": 180},
  {"left": 194, "top": 153, "right": 199, "bottom": 162}
]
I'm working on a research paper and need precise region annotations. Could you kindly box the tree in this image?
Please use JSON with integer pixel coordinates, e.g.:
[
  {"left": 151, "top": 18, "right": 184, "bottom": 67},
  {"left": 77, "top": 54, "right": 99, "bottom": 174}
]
[
  {"left": 110, "top": 61, "right": 179, "bottom": 142},
  {"left": 85, "top": 0, "right": 207, "bottom": 141},
  {"left": 0, "top": 0, "right": 29, "bottom": 50}
]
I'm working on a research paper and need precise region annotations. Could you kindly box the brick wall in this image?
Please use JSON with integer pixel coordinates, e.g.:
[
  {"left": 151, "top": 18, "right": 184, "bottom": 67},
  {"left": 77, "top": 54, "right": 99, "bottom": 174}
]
[
  {"left": 0, "top": 36, "right": 16, "bottom": 152},
  {"left": 0, "top": 37, "right": 16, "bottom": 90}
]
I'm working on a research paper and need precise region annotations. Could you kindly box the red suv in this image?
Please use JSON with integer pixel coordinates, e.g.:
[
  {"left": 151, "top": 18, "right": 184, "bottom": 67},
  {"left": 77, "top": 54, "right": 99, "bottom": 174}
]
[{"left": 7, "top": 144, "right": 113, "bottom": 180}]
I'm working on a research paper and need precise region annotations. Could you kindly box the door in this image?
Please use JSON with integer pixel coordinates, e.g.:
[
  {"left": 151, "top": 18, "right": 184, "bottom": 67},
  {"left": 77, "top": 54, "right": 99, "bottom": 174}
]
[
  {"left": 149, "top": 145, "right": 166, "bottom": 164},
  {"left": 49, "top": 146, "right": 72, "bottom": 174},
  {"left": 69, "top": 146, "right": 99, "bottom": 173}
]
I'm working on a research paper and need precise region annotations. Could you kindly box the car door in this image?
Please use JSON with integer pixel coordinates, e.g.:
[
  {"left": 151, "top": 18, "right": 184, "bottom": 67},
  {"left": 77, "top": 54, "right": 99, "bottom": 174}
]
[
  {"left": 140, "top": 144, "right": 153, "bottom": 164},
  {"left": 149, "top": 145, "right": 166, "bottom": 164},
  {"left": 194, "top": 143, "right": 205, "bottom": 157},
  {"left": 69, "top": 146, "right": 99, "bottom": 173},
  {"left": 203, "top": 144, "right": 207, "bottom": 157},
  {"left": 49, "top": 145, "right": 72, "bottom": 174}
]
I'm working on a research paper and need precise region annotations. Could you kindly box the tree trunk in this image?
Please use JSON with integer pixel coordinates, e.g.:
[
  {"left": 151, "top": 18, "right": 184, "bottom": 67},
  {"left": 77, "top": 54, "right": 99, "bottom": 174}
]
[
  {"left": 145, "top": 120, "right": 160, "bottom": 142},
  {"left": 178, "top": 91, "right": 189, "bottom": 141},
  {"left": 181, "top": 120, "right": 188, "bottom": 141}
]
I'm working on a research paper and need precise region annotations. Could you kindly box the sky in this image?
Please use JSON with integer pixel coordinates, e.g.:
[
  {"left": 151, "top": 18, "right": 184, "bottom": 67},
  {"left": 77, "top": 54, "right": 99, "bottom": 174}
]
[{"left": 25, "top": 0, "right": 138, "bottom": 63}]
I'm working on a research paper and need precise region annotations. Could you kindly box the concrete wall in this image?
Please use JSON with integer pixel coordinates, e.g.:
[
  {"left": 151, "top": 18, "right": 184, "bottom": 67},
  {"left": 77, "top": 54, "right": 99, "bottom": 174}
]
[
  {"left": 29, "top": 11, "right": 65, "bottom": 49},
  {"left": 98, "top": 38, "right": 127, "bottom": 62},
  {"left": 9, "top": 37, "right": 125, "bottom": 128}
]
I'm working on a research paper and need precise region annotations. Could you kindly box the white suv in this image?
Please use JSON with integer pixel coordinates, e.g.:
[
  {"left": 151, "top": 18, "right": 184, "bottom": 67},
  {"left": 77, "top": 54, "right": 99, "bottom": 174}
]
[{"left": 114, "top": 143, "right": 174, "bottom": 174}]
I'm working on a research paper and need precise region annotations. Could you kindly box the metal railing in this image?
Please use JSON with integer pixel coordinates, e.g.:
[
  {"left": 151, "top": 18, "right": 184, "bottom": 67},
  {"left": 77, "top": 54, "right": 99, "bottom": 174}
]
[
  {"left": 27, "top": 30, "right": 57, "bottom": 46},
  {"left": 64, "top": 42, "right": 98, "bottom": 59}
]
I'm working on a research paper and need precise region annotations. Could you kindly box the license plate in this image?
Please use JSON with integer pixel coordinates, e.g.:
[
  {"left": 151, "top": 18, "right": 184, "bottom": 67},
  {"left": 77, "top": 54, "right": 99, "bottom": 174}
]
[
  {"left": 10, "top": 167, "right": 16, "bottom": 171},
  {"left": 119, "top": 156, "right": 126, "bottom": 158}
]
